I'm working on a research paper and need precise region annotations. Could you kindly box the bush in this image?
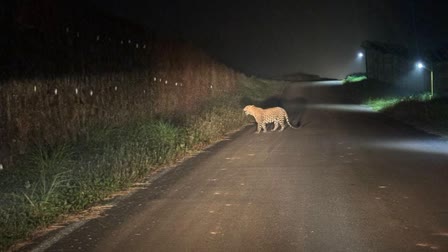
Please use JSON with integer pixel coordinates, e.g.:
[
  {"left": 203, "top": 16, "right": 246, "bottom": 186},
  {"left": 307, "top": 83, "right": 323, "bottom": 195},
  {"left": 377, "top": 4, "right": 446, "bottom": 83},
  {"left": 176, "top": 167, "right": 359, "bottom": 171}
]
[{"left": 342, "top": 73, "right": 367, "bottom": 84}]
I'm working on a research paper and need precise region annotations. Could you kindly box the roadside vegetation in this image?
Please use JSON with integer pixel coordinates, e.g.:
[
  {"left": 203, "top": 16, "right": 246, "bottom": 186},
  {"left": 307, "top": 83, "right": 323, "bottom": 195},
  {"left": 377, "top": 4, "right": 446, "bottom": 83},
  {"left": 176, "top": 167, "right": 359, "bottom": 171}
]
[
  {"left": 366, "top": 93, "right": 448, "bottom": 134},
  {"left": 342, "top": 73, "right": 367, "bottom": 84},
  {"left": 345, "top": 79, "right": 448, "bottom": 135},
  {"left": 0, "top": 75, "right": 285, "bottom": 251},
  {"left": 1, "top": 8, "right": 286, "bottom": 249},
  {"left": 366, "top": 93, "right": 432, "bottom": 111}
]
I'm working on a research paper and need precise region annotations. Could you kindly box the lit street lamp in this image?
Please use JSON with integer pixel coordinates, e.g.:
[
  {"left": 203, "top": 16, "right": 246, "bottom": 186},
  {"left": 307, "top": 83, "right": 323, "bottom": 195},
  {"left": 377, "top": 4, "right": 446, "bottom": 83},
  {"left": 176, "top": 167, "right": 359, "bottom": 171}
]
[
  {"left": 416, "top": 61, "right": 434, "bottom": 98},
  {"left": 356, "top": 51, "right": 366, "bottom": 73}
]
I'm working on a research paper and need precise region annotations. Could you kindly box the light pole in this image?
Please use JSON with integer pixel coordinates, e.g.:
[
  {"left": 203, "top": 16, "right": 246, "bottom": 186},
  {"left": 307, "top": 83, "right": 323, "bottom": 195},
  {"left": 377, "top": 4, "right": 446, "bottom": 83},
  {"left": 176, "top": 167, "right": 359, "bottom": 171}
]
[{"left": 416, "top": 61, "right": 434, "bottom": 98}]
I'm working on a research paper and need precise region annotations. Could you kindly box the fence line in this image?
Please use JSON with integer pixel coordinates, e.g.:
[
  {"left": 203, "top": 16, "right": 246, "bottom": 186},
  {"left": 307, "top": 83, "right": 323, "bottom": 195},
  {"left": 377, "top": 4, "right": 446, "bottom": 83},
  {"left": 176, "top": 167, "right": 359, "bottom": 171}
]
[{"left": 1, "top": 26, "right": 240, "bottom": 166}]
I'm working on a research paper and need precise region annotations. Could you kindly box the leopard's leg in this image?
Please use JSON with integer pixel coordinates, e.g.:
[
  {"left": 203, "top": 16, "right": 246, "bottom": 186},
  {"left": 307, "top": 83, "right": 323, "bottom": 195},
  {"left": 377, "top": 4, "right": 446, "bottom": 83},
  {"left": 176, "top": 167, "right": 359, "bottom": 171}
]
[
  {"left": 272, "top": 121, "right": 279, "bottom": 131},
  {"left": 262, "top": 122, "right": 267, "bottom": 133},
  {"left": 279, "top": 119, "right": 286, "bottom": 131},
  {"left": 256, "top": 123, "right": 262, "bottom": 134}
]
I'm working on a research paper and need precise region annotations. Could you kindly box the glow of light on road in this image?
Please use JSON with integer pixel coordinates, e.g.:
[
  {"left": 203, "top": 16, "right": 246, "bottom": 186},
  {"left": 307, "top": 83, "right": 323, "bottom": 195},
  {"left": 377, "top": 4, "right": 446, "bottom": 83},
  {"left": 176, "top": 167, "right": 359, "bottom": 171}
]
[
  {"left": 369, "top": 139, "right": 448, "bottom": 155},
  {"left": 308, "top": 104, "right": 374, "bottom": 113},
  {"left": 312, "top": 80, "right": 344, "bottom": 86}
]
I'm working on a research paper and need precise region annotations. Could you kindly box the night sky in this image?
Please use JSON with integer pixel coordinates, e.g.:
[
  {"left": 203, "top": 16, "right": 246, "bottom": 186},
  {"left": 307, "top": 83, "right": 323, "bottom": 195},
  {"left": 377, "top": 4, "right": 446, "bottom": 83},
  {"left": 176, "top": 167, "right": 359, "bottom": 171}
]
[{"left": 91, "top": 0, "right": 448, "bottom": 79}]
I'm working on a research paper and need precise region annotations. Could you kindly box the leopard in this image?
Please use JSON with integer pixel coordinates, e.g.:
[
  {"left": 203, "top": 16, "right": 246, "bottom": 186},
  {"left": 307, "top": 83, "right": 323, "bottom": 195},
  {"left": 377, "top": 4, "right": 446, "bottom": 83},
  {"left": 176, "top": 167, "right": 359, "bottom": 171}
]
[{"left": 243, "top": 105, "right": 299, "bottom": 133}]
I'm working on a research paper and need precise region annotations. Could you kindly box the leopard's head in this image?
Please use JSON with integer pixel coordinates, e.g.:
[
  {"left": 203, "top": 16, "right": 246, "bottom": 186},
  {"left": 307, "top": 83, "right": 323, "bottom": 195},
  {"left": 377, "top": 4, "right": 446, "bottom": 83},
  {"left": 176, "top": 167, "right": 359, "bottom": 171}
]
[{"left": 243, "top": 105, "right": 255, "bottom": 116}]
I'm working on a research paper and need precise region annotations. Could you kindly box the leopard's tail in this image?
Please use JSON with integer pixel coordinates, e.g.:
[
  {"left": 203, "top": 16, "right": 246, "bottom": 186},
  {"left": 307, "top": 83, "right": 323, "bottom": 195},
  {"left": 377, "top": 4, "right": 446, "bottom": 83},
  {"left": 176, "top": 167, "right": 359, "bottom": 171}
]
[{"left": 285, "top": 113, "right": 300, "bottom": 129}]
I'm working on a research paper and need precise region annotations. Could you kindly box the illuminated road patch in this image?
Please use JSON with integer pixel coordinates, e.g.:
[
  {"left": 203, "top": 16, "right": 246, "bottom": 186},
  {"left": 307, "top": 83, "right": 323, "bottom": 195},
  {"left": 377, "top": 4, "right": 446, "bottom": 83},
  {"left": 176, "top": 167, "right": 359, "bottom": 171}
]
[
  {"left": 294, "top": 80, "right": 343, "bottom": 87},
  {"left": 368, "top": 139, "right": 448, "bottom": 155},
  {"left": 313, "top": 80, "right": 343, "bottom": 86},
  {"left": 308, "top": 104, "right": 374, "bottom": 113}
]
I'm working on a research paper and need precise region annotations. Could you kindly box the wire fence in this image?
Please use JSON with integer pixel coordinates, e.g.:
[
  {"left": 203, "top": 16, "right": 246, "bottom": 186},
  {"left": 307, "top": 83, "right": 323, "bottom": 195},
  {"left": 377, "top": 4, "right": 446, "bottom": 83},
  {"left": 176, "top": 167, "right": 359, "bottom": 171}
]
[{"left": 0, "top": 23, "right": 239, "bottom": 165}]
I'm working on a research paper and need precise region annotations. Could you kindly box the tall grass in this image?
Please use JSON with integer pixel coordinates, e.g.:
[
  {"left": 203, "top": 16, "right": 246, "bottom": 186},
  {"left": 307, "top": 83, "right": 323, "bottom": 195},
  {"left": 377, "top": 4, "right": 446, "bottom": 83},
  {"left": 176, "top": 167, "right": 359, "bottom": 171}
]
[
  {"left": 0, "top": 11, "right": 255, "bottom": 250},
  {"left": 0, "top": 76, "right": 281, "bottom": 251},
  {"left": 1, "top": 35, "right": 238, "bottom": 166}
]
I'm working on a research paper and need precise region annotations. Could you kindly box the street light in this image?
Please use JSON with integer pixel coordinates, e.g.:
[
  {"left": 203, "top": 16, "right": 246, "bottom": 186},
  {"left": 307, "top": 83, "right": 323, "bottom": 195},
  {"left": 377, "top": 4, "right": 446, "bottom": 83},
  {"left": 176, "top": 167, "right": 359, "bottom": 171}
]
[
  {"left": 416, "top": 61, "right": 434, "bottom": 98},
  {"left": 356, "top": 51, "right": 366, "bottom": 73}
]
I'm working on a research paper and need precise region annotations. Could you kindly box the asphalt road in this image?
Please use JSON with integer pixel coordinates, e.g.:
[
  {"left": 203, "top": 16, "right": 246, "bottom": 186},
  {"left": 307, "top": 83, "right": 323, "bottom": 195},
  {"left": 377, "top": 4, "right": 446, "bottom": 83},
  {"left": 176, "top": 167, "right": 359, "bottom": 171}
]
[{"left": 28, "top": 81, "right": 448, "bottom": 252}]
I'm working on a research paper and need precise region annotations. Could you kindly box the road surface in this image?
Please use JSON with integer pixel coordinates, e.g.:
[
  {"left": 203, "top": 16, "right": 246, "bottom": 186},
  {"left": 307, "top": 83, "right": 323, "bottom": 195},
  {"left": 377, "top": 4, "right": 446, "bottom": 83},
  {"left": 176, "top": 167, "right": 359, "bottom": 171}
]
[{"left": 26, "top": 81, "right": 448, "bottom": 251}]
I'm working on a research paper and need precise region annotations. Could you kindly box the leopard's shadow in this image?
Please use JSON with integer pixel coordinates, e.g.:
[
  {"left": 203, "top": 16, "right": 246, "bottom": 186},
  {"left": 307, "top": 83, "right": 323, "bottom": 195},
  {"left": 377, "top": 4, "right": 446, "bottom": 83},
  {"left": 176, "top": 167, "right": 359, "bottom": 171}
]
[{"left": 284, "top": 97, "right": 308, "bottom": 127}]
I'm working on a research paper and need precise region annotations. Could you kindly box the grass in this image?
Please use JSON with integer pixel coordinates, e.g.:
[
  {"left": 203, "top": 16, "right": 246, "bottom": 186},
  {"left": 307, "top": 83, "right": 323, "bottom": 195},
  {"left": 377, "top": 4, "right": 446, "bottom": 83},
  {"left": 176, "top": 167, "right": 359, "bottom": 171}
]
[
  {"left": 342, "top": 73, "right": 367, "bottom": 84},
  {"left": 0, "top": 75, "right": 282, "bottom": 251},
  {"left": 364, "top": 92, "right": 448, "bottom": 134},
  {"left": 366, "top": 97, "right": 403, "bottom": 111},
  {"left": 365, "top": 92, "right": 433, "bottom": 111},
  {"left": 343, "top": 77, "right": 448, "bottom": 135},
  {"left": 238, "top": 76, "right": 286, "bottom": 105}
]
